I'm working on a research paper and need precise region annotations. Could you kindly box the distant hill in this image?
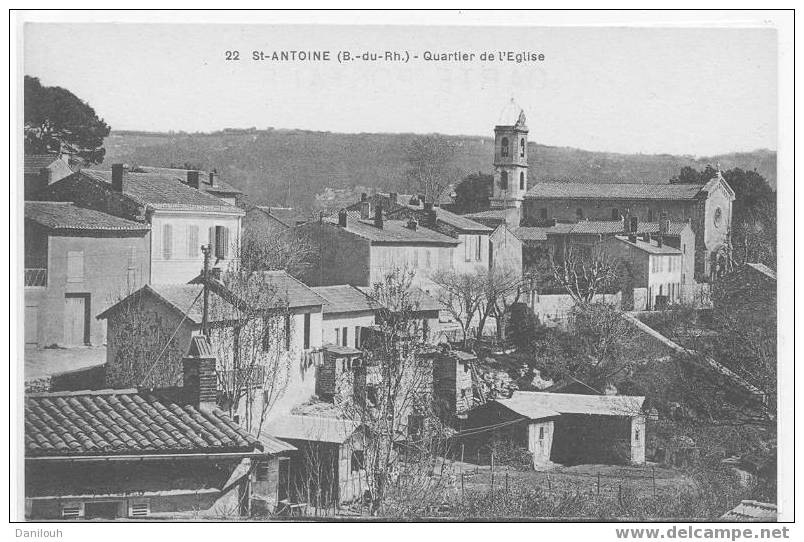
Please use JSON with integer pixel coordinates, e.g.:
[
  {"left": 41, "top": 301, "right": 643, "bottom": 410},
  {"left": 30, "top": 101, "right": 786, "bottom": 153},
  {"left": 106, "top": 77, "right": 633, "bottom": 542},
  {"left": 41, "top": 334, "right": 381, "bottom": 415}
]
[{"left": 101, "top": 129, "right": 777, "bottom": 212}]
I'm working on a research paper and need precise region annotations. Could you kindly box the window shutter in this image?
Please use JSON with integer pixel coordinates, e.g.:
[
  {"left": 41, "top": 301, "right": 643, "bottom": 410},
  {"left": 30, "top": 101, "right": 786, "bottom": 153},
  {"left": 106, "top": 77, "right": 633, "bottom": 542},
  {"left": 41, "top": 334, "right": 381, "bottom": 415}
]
[
  {"left": 215, "top": 226, "right": 229, "bottom": 259},
  {"left": 162, "top": 224, "right": 172, "bottom": 260},
  {"left": 208, "top": 226, "right": 216, "bottom": 256},
  {"left": 61, "top": 504, "right": 82, "bottom": 519},
  {"left": 187, "top": 225, "right": 199, "bottom": 258}
]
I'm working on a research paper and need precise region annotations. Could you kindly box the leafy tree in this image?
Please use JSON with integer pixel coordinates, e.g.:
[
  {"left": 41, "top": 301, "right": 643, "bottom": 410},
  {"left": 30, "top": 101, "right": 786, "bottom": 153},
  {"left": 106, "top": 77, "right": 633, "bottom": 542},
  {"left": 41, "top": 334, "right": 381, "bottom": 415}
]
[
  {"left": 670, "top": 164, "right": 717, "bottom": 184},
  {"left": 453, "top": 172, "right": 492, "bottom": 213},
  {"left": 24, "top": 75, "right": 110, "bottom": 164}
]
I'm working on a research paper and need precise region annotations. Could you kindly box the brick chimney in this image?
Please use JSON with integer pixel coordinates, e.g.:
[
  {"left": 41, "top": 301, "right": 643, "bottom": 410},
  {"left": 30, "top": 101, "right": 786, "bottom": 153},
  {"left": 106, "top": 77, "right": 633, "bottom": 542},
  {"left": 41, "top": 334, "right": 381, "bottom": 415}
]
[
  {"left": 208, "top": 171, "right": 217, "bottom": 187},
  {"left": 111, "top": 164, "right": 125, "bottom": 192},
  {"left": 628, "top": 215, "right": 638, "bottom": 243},
  {"left": 186, "top": 170, "right": 200, "bottom": 189},
  {"left": 338, "top": 208, "right": 348, "bottom": 227},
  {"left": 374, "top": 204, "right": 383, "bottom": 229},
  {"left": 360, "top": 201, "right": 371, "bottom": 220},
  {"left": 182, "top": 335, "right": 218, "bottom": 413}
]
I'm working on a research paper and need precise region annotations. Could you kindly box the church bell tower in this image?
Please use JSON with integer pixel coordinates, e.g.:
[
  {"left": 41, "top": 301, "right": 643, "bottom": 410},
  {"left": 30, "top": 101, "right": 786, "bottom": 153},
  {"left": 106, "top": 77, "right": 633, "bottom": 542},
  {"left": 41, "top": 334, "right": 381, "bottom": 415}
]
[{"left": 491, "top": 99, "right": 529, "bottom": 210}]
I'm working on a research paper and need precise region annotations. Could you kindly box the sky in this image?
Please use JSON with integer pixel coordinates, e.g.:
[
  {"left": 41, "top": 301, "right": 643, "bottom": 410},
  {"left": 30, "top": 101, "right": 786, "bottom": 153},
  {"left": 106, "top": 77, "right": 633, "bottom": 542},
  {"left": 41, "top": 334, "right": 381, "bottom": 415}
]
[{"left": 23, "top": 23, "right": 777, "bottom": 156}]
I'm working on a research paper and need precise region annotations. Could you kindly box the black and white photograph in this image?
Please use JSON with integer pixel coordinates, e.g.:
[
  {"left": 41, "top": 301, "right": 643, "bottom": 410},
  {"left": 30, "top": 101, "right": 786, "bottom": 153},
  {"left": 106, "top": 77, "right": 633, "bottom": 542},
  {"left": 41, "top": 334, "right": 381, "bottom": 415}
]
[{"left": 8, "top": 9, "right": 795, "bottom": 534}]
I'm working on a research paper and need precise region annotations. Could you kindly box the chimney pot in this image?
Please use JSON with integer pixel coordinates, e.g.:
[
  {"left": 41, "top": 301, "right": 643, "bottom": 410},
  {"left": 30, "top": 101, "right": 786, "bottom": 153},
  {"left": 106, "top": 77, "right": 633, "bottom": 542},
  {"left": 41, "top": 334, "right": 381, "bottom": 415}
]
[
  {"left": 186, "top": 170, "right": 200, "bottom": 189},
  {"left": 374, "top": 204, "right": 383, "bottom": 229},
  {"left": 338, "top": 208, "right": 348, "bottom": 227},
  {"left": 360, "top": 201, "right": 371, "bottom": 220},
  {"left": 111, "top": 163, "right": 125, "bottom": 192}
]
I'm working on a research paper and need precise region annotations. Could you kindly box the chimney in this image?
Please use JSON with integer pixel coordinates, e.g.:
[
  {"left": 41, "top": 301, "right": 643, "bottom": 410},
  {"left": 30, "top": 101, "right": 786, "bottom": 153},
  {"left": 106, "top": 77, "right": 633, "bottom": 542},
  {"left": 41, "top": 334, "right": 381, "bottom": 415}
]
[
  {"left": 360, "top": 192, "right": 368, "bottom": 202},
  {"left": 338, "top": 208, "right": 348, "bottom": 227},
  {"left": 389, "top": 192, "right": 398, "bottom": 205},
  {"left": 422, "top": 201, "right": 437, "bottom": 228},
  {"left": 657, "top": 235, "right": 663, "bottom": 248},
  {"left": 407, "top": 218, "right": 418, "bottom": 230},
  {"left": 208, "top": 171, "right": 217, "bottom": 187},
  {"left": 417, "top": 194, "right": 425, "bottom": 205},
  {"left": 186, "top": 170, "right": 200, "bottom": 189},
  {"left": 374, "top": 204, "right": 383, "bottom": 229},
  {"left": 360, "top": 201, "right": 371, "bottom": 220},
  {"left": 660, "top": 216, "right": 670, "bottom": 236},
  {"left": 629, "top": 216, "right": 638, "bottom": 234},
  {"left": 182, "top": 335, "right": 218, "bottom": 413},
  {"left": 111, "top": 163, "right": 125, "bottom": 192}
]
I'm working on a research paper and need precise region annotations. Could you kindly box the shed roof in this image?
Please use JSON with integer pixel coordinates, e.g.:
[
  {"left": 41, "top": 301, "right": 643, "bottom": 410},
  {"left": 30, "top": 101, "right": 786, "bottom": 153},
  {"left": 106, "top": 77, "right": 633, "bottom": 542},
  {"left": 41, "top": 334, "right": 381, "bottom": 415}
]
[
  {"left": 525, "top": 182, "right": 708, "bottom": 201},
  {"left": 25, "top": 201, "right": 150, "bottom": 233},
  {"left": 497, "top": 391, "right": 645, "bottom": 419},
  {"left": 25, "top": 388, "right": 263, "bottom": 457},
  {"left": 265, "top": 415, "right": 360, "bottom": 444},
  {"left": 311, "top": 285, "right": 379, "bottom": 315}
]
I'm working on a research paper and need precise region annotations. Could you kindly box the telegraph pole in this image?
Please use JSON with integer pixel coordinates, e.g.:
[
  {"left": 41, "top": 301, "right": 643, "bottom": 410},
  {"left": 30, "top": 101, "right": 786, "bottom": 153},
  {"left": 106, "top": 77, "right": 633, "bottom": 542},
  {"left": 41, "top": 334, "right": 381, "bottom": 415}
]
[{"left": 201, "top": 244, "right": 211, "bottom": 337}]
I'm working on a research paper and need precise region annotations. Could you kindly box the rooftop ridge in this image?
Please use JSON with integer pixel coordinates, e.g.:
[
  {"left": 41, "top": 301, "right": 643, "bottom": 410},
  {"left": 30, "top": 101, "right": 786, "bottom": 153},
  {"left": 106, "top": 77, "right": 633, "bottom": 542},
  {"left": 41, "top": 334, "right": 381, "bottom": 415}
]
[{"left": 26, "top": 388, "right": 139, "bottom": 398}]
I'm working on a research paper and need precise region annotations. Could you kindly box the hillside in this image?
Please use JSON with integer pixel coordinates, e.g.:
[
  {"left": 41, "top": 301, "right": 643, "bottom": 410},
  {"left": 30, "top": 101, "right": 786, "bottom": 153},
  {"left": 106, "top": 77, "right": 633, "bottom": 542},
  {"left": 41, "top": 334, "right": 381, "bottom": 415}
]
[{"left": 101, "top": 129, "right": 777, "bottom": 212}]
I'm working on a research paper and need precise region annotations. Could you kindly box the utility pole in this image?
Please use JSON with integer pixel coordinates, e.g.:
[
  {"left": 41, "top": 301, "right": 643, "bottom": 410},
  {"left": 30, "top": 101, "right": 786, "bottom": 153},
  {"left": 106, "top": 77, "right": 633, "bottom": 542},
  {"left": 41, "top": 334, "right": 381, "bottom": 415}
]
[{"left": 201, "top": 244, "right": 211, "bottom": 337}]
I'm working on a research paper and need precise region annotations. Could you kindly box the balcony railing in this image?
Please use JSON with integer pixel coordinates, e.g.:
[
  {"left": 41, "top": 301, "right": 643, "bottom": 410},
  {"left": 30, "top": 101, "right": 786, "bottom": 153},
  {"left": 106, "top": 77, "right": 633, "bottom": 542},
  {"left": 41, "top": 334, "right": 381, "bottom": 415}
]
[{"left": 25, "top": 268, "right": 48, "bottom": 287}]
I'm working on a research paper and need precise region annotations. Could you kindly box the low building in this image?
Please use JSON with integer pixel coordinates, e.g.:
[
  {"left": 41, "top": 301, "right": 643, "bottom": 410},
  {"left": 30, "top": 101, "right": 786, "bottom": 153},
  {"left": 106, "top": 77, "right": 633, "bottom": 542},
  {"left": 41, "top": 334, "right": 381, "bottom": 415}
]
[
  {"left": 265, "top": 414, "right": 365, "bottom": 506},
  {"left": 24, "top": 336, "right": 295, "bottom": 520},
  {"left": 311, "top": 284, "right": 379, "bottom": 349},
  {"left": 24, "top": 201, "right": 151, "bottom": 347},
  {"left": 464, "top": 391, "right": 646, "bottom": 468}
]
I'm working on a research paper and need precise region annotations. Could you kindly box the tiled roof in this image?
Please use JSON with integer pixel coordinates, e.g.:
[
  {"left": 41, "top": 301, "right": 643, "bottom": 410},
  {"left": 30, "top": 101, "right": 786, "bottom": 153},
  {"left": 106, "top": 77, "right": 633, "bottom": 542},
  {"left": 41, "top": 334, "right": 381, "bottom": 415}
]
[
  {"left": 745, "top": 263, "right": 777, "bottom": 281},
  {"left": 567, "top": 220, "right": 690, "bottom": 236},
  {"left": 328, "top": 218, "right": 459, "bottom": 245},
  {"left": 80, "top": 170, "right": 244, "bottom": 213},
  {"left": 265, "top": 415, "right": 360, "bottom": 444},
  {"left": 311, "top": 285, "right": 379, "bottom": 315},
  {"left": 513, "top": 226, "right": 553, "bottom": 241},
  {"left": 136, "top": 166, "right": 243, "bottom": 195},
  {"left": 25, "top": 202, "right": 150, "bottom": 233},
  {"left": 498, "top": 391, "right": 645, "bottom": 418},
  {"left": 386, "top": 204, "right": 492, "bottom": 233},
  {"left": 254, "top": 270, "right": 325, "bottom": 309},
  {"left": 721, "top": 500, "right": 777, "bottom": 521},
  {"left": 258, "top": 432, "right": 297, "bottom": 454},
  {"left": 96, "top": 284, "right": 216, "bottom": 324},
  {"left": 613, "top": 235, "right": 682, "bottom": 255},
  {"left": 25, "top": 388, "right": 263, "bottom": 457},
  {"left": 525, "top": 182, "right": 707, "bottom": 201},
  {"left": 256, "top": 206, "right": 308, "bottom": 227},
  {"left": 463, "top": 209, "right": 512, "bottom": 221}
]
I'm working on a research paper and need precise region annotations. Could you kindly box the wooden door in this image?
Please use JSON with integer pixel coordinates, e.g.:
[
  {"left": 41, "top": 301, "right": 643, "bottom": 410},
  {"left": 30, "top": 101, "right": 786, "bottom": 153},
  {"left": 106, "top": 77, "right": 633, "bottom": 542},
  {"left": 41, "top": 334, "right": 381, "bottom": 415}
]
[{"left": 64, "top": 294, "right": 89, "bottom": 345}]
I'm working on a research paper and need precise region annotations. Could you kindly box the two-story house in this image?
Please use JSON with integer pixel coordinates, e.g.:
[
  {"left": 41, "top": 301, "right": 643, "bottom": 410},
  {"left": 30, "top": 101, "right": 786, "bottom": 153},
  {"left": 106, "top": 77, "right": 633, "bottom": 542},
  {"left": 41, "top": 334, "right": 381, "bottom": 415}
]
[
  {"left": 37, "top": 164, "right": 245, "bottom": 285},
  {"left": 24, "top": 202, "right": 151, "bottom": 348}
]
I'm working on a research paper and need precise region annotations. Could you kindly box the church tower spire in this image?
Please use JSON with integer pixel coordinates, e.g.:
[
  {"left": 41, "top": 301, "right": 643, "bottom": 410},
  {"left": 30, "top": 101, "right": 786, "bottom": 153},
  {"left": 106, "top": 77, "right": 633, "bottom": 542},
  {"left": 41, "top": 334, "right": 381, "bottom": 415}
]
[{"left": 491, "top": 99, "right": 529, "bottom": 211}]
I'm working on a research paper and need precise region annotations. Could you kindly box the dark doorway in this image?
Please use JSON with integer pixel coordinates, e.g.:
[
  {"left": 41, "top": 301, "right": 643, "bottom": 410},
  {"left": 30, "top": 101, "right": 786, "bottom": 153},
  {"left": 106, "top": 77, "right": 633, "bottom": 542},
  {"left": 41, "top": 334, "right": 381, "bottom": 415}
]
[
  {"left": 84, "top": 501, "right": 122, "bottom": 519},
  {"left": 278, "top": 457, "right": 290, "bottom": 502}
]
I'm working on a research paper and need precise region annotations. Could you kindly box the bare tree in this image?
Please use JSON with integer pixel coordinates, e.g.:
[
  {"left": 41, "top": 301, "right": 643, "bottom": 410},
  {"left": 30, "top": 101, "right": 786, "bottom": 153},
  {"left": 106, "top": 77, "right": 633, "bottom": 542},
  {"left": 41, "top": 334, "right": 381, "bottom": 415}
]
[
  {"left": 405, "top": 135, "right": 463, "bottom": 204},
  {"left": 552, "top": 243, "right": 618, "bottom": 306},
  {"left": 239, "top": 226, "right": 317, "bottom": 279},
  {"left": 477, "top": 265, "right": 525, "bottom": 341},
  {"left": 342, "top": 268, "right": 453, "bottom": 515},
  {"left": 430, "top": 269, "right": 485, "bottom": 346}
]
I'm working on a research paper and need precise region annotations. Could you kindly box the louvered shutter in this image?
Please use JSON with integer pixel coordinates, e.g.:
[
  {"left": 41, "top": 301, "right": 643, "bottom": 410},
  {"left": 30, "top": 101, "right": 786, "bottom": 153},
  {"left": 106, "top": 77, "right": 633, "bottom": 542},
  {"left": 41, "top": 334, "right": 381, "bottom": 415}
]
[
  {"left": 208, "top": 226, "right": 216, "bottom": 256},
  {"left": 187, "top": 225, "right": 199, "bottom": 258},
  {"left": 129, "top": 500, "right": 150, "bottom": 517},
  {"left": 162, "top": 224, "right": 172, "bottom": 260}
]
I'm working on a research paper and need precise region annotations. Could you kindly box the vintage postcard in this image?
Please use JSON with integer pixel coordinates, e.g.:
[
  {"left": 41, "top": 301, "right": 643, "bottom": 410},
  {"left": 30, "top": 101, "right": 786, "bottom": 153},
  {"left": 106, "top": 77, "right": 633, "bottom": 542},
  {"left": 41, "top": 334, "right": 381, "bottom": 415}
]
[{"left": 8, "top": 9, "right": 794, "bottom": 537}]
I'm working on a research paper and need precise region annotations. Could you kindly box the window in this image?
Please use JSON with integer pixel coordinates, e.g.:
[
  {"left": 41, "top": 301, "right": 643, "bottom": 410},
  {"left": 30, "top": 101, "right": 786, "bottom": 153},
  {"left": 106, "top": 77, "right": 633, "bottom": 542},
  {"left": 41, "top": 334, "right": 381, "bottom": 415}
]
[
  {"left": 351, "top": 450, "right": 365, "bottom": 472},
  {"left": 208, "top": 226, "right": 216, "bottom": 255},
  {"left": 647, "top": 208, "right": 654, "bottom": 221},
  {"left": 464, "top": 236, "right": 472, "bottom": 262},
  {"left": 342, "top": 327, "right": 348, "bottom": 347},
  {"left": 500, "top": 170, "right": 508, "bottom": 190},
  {"left": 519, "top": 172, "right": 525, "bottom": 190},
  {"left": 187, "top": 225, "right": 199, "bottom": 258},
  {"left": 284, "top": 314, "right": 291, "bottom": 351},
  {"left": 129, "top": 501, "right": 150, "bottom": 518},
  {"left": 520, "top": 138, "right": 525, "bottom": 158},
  {"left": 612, "top": 208, "right": 620, "bottom": 220},
  {"left": 303, "top": 313, "right": 311, "bottom": 350},
  {"left": 413, "top": 249, "right": 419, "bottom": 267},
  {"left": 475, "top": 235, "right": 482, "bottom": 261},
  {"left": 214, "top": 226, "right": 229, "bottom": 259},
  {"left": 355, "top": 326, "right": 361, "bottom": 348},
  {"left": 127, "top": 246, "right": 138, "bottom": 290},
  {"left": 539, "top": 427, "right": 545, "bottom": 439},
  {"left": 256, "top": 463, "right": 272, "bottom": 482},
  {"left": 425, "top": 250, "right": 431, "bottom": 268},
  {"left": 67, "top": 251, "right": 84, "bottom": 283},
  {"left": 61, "top": 504, "right": 82, "bottom": 519},
  {"left": 334, "top": 327, "right": 340, "bottom": 346},
  {"left": 682, "top": 243, "right": 686, "bottom": 254},
  {"left": 261, "top": 319, "right": 271, "bottom": 351},
  {"left": 635, "top": 429, "right": 640, "bottom": 442},
  {"left": 576, "top": 208, "right": 584, "bottom": 220},
  {"left": 540, "top": 208, "right": 548, "bottom": 220},
  {"left": 162, "top": 224, "right": 173, "bottom": 260},
  {"left": 500, "top": 137, "right": 509, "bottom": 157}
]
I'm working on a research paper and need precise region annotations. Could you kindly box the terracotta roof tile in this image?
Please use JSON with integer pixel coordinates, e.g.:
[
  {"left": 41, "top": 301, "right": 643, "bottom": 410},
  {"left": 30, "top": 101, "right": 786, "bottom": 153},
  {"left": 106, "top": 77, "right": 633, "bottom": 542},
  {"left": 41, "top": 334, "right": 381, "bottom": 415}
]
[
  {"left": 25, "top": 202, "right": 150, "bottom": 232},
  {"left": 327, "top": 218, "right": 459, "bottom": 245},
  {"left": 525, "top": 182, "right": 706, "bottom": 201},
  {"left": 25, "top": 389, "right": 264, "bottom": 457},
  {"left": 311, "top": 285, "right": 379, "bottom": 314}
]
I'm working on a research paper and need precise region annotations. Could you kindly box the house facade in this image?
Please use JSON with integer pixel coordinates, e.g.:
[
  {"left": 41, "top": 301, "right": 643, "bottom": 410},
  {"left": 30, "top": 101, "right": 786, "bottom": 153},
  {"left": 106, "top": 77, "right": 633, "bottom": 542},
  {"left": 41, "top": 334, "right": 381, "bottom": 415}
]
[
  {"left": 311, "top": 285, "right": 378, "bottom": 349},
  {"left": 24, "top": 202, "right": 151, "bottom": 347},
  {"left": 37, "top": 165, "right": 245, "bottom": 285}
]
